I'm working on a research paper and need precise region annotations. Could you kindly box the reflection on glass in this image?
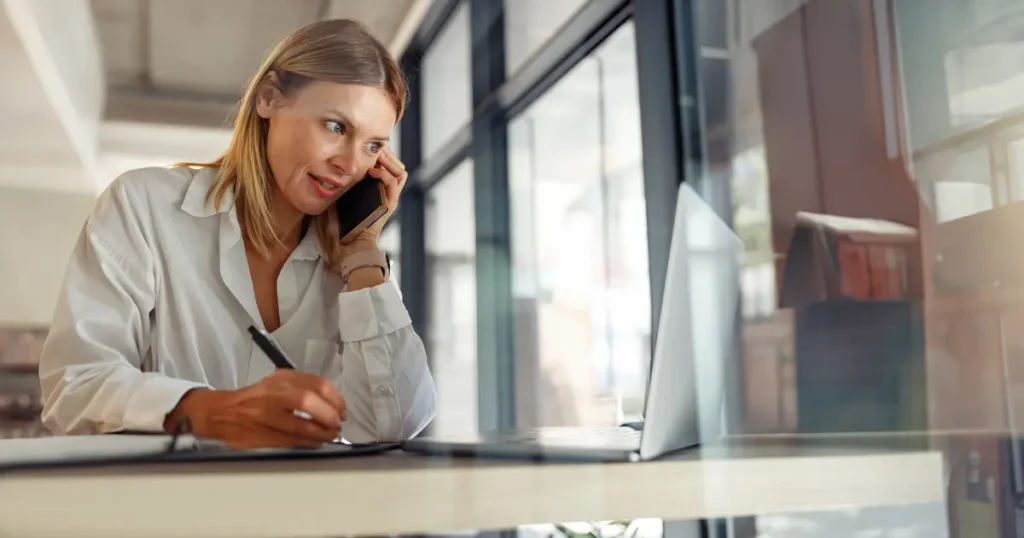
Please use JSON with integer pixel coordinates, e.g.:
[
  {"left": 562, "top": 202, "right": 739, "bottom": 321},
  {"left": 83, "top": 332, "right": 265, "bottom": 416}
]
[
  {"left": 519, "top": 519, "right": 663, "bottom": 538},
  {"left": 915, "top": 146, "right": 993, "bottom": 223},
  {"left": 503, "top": 0, "right": 589, "bottom": 76},
  {"left": 755, "top": 503, "right": 948, "bottom": 538},
  {"left": 421, "top": 1, "right": 471, "bottom": 161},
  {"left": 508, "top": 22, "right": 650, "bottom": 429},
  {"left": 1008, "top": 137, "right": 1024, "bottom": 202},
  {"left": 426, "top": 159, "right": 477, "bottom": 436},
  {"left": 944, "top": 21, "right": 1024, "bottom": 130},
  {"left": 689, "top": 0, "right": 1024, "bottom": 442}
]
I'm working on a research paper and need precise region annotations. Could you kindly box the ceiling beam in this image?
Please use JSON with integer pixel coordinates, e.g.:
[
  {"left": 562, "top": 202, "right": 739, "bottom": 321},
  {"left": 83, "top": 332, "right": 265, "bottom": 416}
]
[
  {"left": 103, "top": 87, "right": 238, "bottom": 129},
  {"left": 99, "top": 120, "right": 232, "bottom": 160},
  {"left": 385, "top": 0, "right": 432, "bottom": 58}
]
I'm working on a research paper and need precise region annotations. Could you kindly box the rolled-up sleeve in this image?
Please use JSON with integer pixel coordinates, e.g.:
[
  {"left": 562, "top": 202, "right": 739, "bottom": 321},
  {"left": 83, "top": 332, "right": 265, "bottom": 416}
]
[
  {"left": 335, "top": 280, "right": 436, "bottom": 443},
  {"left": 38, "top": 180, "right": 207, "bottom": 435}
]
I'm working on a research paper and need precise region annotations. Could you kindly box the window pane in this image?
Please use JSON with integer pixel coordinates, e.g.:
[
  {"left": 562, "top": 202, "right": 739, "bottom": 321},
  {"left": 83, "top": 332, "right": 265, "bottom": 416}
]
[
  {"left": 508, "top": 22, "right": 650, "bottom": 429},
  {"left": 897, "top": 0, "right": 1024, "bottom": 434},
  {"left": 378, "top": 224, "right": 401, "bottom": 291},
  {"left": 426, "top": 159, "right": 477, "bottom": 436},
  {"left": 504, "top": 0, "right": 590, "bottom": 76},
  {"left": 915, "top": 145, "right": 993, "bottom": 223},
  {"left": 696, "top": 0, "right": 1024, "bottom": 437},
  {"left": 421, "top": 2, "right": 471, "bottom": 161}
]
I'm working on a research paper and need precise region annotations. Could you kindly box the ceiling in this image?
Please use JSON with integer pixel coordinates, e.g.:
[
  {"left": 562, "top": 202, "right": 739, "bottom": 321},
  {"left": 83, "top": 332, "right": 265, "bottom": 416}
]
[
  {"left": 91, "top": 0, "right": 424, "bottom": 128},
  {"left": 0, "top": 0, "right": 426, "bottom": 194}
]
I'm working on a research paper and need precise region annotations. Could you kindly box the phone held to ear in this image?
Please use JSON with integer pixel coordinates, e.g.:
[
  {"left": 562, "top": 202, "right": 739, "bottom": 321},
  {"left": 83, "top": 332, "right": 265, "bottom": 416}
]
[{"left": 335, "top": 173, "right": 388, "bottom": 245}]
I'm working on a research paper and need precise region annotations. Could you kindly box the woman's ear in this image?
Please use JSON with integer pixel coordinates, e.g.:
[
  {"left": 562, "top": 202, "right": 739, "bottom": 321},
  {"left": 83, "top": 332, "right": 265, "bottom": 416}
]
[{"left": 255, "top": 72, "right": 284, "bottom": 119}]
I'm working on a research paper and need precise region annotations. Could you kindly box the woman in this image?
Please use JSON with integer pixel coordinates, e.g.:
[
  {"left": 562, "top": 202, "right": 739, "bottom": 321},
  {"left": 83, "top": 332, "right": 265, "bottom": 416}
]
[{"left": 37, "top": 19, "right": 436, "bottom": 448}]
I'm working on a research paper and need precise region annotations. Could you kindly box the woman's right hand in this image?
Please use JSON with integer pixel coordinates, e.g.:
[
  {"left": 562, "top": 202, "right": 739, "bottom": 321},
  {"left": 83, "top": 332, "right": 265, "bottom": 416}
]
[{"left": 164, "top": 370, "right": 346, "bottom": 449}]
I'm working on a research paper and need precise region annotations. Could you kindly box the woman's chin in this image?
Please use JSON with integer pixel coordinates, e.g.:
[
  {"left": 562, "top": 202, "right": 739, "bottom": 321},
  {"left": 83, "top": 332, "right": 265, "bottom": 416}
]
[
  {"left": 304, "top": 203, "right": 333, "bottom": 216},
  {"left": 292, "top": 196, "right": 333, "bottom": 216}
]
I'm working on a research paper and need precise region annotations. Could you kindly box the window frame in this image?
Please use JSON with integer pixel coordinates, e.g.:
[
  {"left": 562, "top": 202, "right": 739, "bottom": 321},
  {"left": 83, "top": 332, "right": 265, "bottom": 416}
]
[{"left": 397, "top": 0, "right": 689, "bottom": 435}]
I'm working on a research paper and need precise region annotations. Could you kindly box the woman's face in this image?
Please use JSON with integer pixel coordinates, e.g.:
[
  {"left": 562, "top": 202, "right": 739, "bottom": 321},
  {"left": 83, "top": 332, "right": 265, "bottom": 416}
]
[{"left": 258, "top": 79, "right": 397, "bottom": 217}]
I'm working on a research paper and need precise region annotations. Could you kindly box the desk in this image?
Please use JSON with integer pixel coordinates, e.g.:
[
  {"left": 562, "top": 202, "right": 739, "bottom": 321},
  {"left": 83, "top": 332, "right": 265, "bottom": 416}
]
[{"left": 0, "top": 436, "right": 946, "bottom": 538}]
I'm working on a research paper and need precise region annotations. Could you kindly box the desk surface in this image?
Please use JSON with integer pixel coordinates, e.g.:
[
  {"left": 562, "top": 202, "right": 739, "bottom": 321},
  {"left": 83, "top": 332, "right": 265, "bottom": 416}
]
[{"left": 0, "top": 434, "right": 949, "bottom": 538}]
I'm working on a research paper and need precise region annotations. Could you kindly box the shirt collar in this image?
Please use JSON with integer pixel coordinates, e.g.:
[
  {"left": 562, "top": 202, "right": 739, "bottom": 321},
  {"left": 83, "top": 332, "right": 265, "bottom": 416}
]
[
  {"left": 180, "top": 167, "right": 231, "bottom": 217},
  {"left": 180, "top": 166, "right": 323, "bottom": 261}
]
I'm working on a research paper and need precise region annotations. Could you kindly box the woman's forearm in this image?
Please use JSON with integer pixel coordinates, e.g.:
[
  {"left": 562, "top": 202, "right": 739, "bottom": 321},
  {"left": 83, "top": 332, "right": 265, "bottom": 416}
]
[{"left": 346, "top": 266, "right": 387, "bottom": 291}]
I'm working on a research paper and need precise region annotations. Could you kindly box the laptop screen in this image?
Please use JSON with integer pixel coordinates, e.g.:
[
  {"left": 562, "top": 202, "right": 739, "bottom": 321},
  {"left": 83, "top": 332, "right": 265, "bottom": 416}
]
[{"left": 639, "top": 183, "right": 743, "bottom": 453}]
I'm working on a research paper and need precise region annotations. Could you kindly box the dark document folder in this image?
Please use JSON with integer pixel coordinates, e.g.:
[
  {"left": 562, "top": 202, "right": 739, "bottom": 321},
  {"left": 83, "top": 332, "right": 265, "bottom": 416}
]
[{"left": 0, "top": 434, "right": 400, "bottom": 473}]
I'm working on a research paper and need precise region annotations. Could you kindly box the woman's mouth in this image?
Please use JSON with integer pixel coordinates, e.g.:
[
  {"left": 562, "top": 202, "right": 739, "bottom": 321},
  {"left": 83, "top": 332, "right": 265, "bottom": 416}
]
[{"left": 308, "top": 173, "right": 341, "bottom": 198}]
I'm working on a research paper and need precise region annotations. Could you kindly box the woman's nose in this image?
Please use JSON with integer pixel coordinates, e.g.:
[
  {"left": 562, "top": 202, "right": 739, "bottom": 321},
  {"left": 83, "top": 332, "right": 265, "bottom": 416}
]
[{"left": 328, "top": 151, "right": 360, "bottom": 177}]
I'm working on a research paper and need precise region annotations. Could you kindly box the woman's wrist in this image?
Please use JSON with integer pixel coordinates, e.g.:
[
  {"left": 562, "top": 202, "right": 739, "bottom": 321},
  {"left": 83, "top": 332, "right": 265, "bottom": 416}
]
[
  {"left": 346, "top": 265, "right": 387, "bottom": 291},
  {"left": 163, "top": 388, "right": 217, "bottom": 434},
  {"left": 339, "top": 238, "right": 386, "bottom": 291},
  {"left": 339, "top": 237, "right": 378, "bottom": 260}
]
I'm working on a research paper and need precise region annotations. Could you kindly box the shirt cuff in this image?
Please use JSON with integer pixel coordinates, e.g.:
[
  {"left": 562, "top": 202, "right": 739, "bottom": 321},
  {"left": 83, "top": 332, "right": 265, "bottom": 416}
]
[
  {"left": 338, "top": 279, "right": 412, "bottom": 342},
  {"left": 121, "top": 374, "right": 210, "bottom": 433}
]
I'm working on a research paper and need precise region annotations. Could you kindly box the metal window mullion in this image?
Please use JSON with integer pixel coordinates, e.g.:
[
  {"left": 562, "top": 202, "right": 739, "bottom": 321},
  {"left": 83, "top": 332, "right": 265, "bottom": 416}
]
[
  {"left": 398, "top": 50, "right": 429, "bottom": 341},
  {"left": 469, "top": 0, "right": 514, "bottom": 433}
]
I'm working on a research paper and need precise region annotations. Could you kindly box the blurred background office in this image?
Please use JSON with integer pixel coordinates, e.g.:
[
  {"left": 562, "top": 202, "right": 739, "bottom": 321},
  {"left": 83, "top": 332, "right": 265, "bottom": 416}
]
[{"left": 5, "top": 0, "right": 1024, "bottom": 535}]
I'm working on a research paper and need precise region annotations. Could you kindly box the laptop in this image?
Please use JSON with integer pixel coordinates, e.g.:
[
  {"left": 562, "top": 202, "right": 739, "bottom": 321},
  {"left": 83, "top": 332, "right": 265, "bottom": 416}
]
[{"left": 402, "top": 183, "right": 743, "bottom": 461}]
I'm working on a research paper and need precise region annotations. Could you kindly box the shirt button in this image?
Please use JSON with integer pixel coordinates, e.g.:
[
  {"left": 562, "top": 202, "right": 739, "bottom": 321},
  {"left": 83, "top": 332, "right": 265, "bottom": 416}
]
[{"left": 377, "top": 386, "right": 394, "bottom": 395}]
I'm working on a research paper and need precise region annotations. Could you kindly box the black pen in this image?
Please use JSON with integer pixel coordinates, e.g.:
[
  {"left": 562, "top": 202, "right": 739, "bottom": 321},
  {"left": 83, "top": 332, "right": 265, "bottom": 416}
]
[
  {"left": 247, "top": 325, "right": 296, "bottom": 369},
  {"left": 248, "top": 325, "right": 341, "bottom": 435}
]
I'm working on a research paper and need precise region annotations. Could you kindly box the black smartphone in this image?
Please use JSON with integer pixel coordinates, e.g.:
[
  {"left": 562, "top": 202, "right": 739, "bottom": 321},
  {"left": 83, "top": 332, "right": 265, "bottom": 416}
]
[{"left": 335, "top": 174, "right": 388, "bottom": 244}]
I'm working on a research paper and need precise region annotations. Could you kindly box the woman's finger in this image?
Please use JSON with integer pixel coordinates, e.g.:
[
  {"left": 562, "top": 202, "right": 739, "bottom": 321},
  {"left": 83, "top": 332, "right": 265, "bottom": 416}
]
[
  {"left": 377, "top": 148, "right": 405, "bottom": 178},
  {"left": 368, "top": 167, "right": 401, "bottom": 207},
  {"left": 372, "top": 167, "right": 399, "bottom": 188},
  {"left": 272, "top": 387, "right": 341, "bottom": 430},
  {"left": 385, "top": 146, "right": 406, "bottom": 170},
  {"left": 380, "top": 149, "right": 408, "bottom": 197},
  {"left": 274, "top": 370, "right": 346, "bottom": 417},
  {"left": 261, "top": 408, "right": 339, "bottom": 445}
]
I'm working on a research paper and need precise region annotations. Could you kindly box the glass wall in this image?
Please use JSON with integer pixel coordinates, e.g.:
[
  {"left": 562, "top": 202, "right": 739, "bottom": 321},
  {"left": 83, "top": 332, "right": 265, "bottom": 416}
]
[
  {"left": 425, "top": 159, "right": 478, "bottom": 436},
  {"left": 507, "top": 21, "right": 650, "bottom": 428},
  {"left": 892, "top": 0, "right": 1024, "bottom": 437},
  {"left": 503, "top": 0, "right": 590, "bottom": 75},
  {"left": 690, "top": 0, "right": 925, "bottom": 435},
  {"left": 684, "top": 0, "right": 1024, "bottom": 443},
  {"left": 420, "top": 1, "right": 472, "bottom": 160}
]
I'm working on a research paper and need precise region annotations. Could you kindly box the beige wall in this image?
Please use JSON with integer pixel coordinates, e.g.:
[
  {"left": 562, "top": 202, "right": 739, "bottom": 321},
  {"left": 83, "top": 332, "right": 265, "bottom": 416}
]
[{"left": 0, "top": 186, "right": 95, "bottom": 326}]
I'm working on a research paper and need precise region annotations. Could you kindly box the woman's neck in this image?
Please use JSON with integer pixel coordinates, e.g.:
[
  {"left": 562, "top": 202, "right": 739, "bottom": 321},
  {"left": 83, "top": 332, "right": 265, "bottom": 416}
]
[{"left": 268, "top": 192, "right": 305, "bottom": 250}]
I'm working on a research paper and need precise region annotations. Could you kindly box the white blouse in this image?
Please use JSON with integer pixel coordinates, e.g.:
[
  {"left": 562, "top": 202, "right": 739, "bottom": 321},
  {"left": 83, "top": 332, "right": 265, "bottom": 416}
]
[{"left": 38, "top": 166, "right": 436, "bottom": 443}]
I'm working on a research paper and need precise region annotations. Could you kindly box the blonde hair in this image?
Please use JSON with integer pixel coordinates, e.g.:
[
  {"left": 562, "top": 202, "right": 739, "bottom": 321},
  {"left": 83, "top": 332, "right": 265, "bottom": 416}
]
[{"left": 184, "top": 19, "right": 406, "bottom": 271}]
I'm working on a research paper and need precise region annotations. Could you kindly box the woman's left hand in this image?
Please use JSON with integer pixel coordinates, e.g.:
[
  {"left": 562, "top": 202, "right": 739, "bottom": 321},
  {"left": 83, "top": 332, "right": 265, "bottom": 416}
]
[{"left": 341, "top": 146, "right": 407, "bottom": 255}]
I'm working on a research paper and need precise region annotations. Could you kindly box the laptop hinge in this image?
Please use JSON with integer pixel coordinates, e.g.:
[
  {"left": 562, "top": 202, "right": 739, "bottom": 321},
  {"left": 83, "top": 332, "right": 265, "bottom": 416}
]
[{"left": 620, "top": 421, "right": 644, "bottom": 431}]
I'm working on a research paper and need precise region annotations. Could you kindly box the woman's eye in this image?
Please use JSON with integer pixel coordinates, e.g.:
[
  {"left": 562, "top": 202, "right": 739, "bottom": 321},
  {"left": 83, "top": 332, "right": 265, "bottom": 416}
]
[
  {"left": 325, "top": 120, "right": 344, "bottom": 135},
  {"left": 367, "top": 142, "right": 383, "bottom": 154}
]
